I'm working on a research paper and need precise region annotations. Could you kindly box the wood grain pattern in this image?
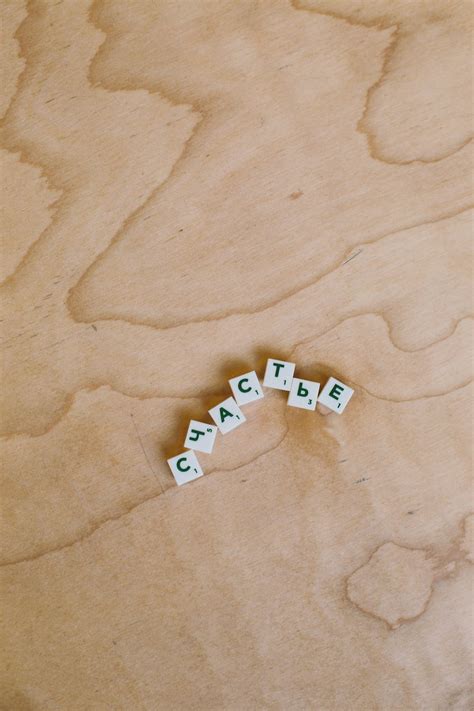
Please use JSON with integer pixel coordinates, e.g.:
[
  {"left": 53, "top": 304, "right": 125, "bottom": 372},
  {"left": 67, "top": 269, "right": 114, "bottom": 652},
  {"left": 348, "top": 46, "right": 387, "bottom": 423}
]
[{"left": 1, "top": 1, "right": 472, "bottom": 709}]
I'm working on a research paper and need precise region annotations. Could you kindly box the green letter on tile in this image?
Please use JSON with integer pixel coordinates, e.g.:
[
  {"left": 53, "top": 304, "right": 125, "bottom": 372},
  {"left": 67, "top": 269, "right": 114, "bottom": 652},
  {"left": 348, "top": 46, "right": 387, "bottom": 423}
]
[{"left": 329, "top": 384, "right": 344, "bottom": 400}]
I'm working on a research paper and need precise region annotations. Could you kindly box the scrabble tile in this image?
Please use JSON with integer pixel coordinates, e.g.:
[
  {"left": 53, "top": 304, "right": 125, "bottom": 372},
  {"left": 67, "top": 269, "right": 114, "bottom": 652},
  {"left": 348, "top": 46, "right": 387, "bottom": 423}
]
[
  {"left": 229, "top": 371, "right": 264, "bottom": 406},
  {"left": 287, "top": 378, "right": 320, "bottom": 411},
  {"left": 318, "top": 377, "right": 354, "bottom": 414},
  {"left": 184, "top": 420, "right": 217, "bottom": 454},
  {"left": 208, "top": 396, "right": 246, "bottom": 434},
  {"left": 263, "top": 359, "right": 295, "bottom": 391},
  {"left": 167, "top": 450, "right": 204, "bottom": 486}
]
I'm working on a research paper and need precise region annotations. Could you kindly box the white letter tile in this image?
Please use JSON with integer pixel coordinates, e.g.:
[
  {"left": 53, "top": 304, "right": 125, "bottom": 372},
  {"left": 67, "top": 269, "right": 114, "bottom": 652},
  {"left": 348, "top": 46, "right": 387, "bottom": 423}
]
[
  {"left": 184, "top": 420, "right": 217, "bottom": 454},
  {"left": 229, "top": 371, "right": 264, "bottom": 406},
  {"left": 208, "top": 396, "right": 246, "bottom": 434},
  {"left": 167, "top": 450, "right": 204, "bottom": 486},
  {"left": 287, "top": 378, "right": 320, "bottom": 411},
  {"left": 318, "top": 377, "right": 354, "bottom": 414},
  {"left": 263, "top": 359, "right": 295, "bottom": 391}
]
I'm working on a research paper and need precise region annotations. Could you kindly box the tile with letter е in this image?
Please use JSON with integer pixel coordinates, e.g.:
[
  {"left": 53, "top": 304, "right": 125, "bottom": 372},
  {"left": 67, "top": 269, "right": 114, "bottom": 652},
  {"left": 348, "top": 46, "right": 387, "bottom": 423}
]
[
  {"left": 229, "top": 370, "right": 264, "bottom": 406},
  {"left": 263, "top": 358, "right": 295, "bottom": 391},
  {"left": 184, "top": 420, "right": 217, "bottom": 454},
  {"left": 167, "top": 450, "right": 204, "bottom": 486},
  {"left": 288, "top": 378, "right": 320, "bottom": 411},
  {"left": 318, "top": 376, "right": 354, "bottom": 414},
  {"left": 209, "top": 396, "right": 246, "bottom": 434}
]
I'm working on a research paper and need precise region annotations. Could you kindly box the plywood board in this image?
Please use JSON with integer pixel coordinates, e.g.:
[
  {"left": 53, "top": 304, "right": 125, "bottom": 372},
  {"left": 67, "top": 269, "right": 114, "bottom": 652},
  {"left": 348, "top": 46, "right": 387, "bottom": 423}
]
[{"left": 1, "top": 1, "right": 472, "bottom": 709}]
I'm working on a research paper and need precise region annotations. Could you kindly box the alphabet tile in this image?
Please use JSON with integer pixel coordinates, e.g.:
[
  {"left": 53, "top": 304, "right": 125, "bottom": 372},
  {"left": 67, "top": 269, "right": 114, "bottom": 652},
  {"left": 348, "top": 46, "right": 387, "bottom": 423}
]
[
  {"left": 318, "top": 377, "right": 354, "bottom": 414},
  {"left": 184, "top": 420, "right": 217, "bottom": 454},
  {"left": 263, "top": 359, "right": 295, "bottom": 391},
  {"left": 229, "top": 371, "right": 264, "bottom": 406},
  {"left": 208, "top": 396, "right": 246, "bottom": 434},
  {"left": 287, "top": 378, "right": 320, "bottom": 411},
  {"left": 167, "top": 450, "right": 204, "bottom": 486}
]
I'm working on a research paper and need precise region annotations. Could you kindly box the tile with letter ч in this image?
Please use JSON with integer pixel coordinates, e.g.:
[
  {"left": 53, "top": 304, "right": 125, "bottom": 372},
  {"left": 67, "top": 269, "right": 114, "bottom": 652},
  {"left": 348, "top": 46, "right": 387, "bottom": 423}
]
[
  {"left": 318, "top": 377, "right": 354, "bottom": 414},
  {"left": 184, "top": 420, "right": 217, "bottom": 454},
  {"left": 229, "top": 370, "right": 264, "bottom": 406},
  {"left": 208, "top": 396, "right": 246, "bottom": 434},
  {"left": 288, "top": 378, "right": 320, "bottom": 411},
  {"left": 167, "top": 450, "right": 204, "bottom": 486},
  {"left": 263, "top": 359, "right": 295, "bottom": 391}
]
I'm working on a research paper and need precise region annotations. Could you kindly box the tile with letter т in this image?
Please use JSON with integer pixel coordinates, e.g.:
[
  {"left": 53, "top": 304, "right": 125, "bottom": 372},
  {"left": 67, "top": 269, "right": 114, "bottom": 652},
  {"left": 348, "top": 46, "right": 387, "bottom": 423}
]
[
  {"left": 287, "top": 378, "right": 320, "bottom": 410},
  {"left": 184, "top": 420, "right": 217, "bottom": 454},
  {"left": 208, "top": 396, "right": 246, "bottom": 434},
  {"left": 318, "top": 377, "right": 354, "bottom": 414},
  {"left": 229, "top": 371, "right": 264, "bottom": 406},
  {"left": 263, "top": 359, "right": 295, "bottom": 391},
  {"left": 167, "top": 450, "right": 204, "bottom": 486}
]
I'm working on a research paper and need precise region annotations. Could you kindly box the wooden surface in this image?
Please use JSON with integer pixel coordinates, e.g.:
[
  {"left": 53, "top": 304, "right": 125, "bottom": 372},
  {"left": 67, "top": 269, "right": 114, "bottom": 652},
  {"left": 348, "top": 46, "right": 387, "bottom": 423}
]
[{"left": 1, "top": 1, "right": 473, "bottom": 709}]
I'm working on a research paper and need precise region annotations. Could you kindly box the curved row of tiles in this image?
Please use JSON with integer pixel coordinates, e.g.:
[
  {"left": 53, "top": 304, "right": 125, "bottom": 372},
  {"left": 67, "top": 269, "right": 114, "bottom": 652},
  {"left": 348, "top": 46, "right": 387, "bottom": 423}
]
[{"left": 168, "top": 358, "right": 354, "bottom": 485}]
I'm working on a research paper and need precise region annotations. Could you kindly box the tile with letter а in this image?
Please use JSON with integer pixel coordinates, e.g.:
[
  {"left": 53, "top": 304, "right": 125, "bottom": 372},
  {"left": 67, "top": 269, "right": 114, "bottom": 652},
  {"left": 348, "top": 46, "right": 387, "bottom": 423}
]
[
  {"left": 167, "top": 450, "right": 204, "bottom": 486},
  {"left": 184, "top": 420, "right": 217, "bottom": 454},
  {"left": 288, "top": 378, "right": 320, "bottom": 410},
  {"left": 263, "top": 359, "right": 295, "bottom": 391},
  {"left": 318, "top": 377, "right": 354, "bottom": 414},
  {"left": 229, "top": 370, "right": 264, "bottom": 406},
  {"left": 208, "top": 396, "right": 246, "bottom": 434}
]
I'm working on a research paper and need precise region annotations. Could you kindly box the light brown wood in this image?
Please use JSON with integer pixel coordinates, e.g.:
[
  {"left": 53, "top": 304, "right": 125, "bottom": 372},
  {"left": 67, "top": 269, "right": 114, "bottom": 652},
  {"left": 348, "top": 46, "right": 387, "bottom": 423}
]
[{"left": 1, "top": 1, "right": 472, "bottom": 709}]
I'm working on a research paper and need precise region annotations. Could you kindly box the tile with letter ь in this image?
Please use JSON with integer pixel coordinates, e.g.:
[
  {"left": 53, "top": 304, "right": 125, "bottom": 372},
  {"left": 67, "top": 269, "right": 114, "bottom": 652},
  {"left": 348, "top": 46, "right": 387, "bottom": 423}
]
[
  {"left": 318, "top": 377, "right": 354, "bottom": 414},
  {"left": 209, "top": 396, "right": 246, "bottom": 434},
  {"left": 167, "top": 450, "right": 204, "bottom": 486},
  {"left": 263, "top": 359, "right": 295, "bottom": 391},
  {"left": 229, "top": 370, "right": 264, "bottom": 406},
  {"left": 288, "top": 378, "right": 320, "bottom": 411},
  {"left": 184, "top": 420, "right": 217, "bottom": 454}
]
